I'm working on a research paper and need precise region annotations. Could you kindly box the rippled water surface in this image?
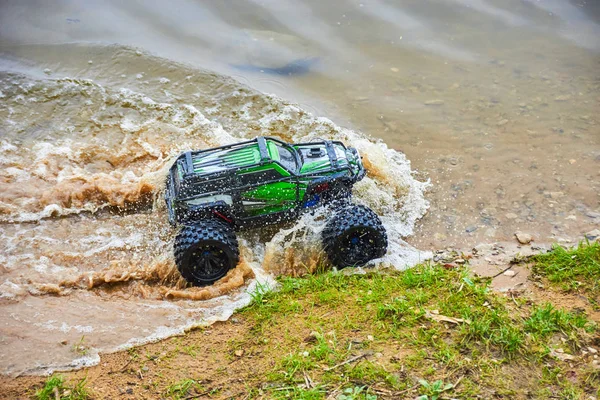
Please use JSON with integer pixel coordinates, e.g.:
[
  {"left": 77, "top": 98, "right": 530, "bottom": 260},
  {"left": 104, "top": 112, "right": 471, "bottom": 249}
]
[{"left": 0, "top": 0, "right": 598, "bottom": 376}]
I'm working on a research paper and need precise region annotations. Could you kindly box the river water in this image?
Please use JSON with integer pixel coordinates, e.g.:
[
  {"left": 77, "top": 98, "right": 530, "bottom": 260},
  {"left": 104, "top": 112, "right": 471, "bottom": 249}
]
[{"left": 0, "top": 0, "right": 598, "bottom": 376}]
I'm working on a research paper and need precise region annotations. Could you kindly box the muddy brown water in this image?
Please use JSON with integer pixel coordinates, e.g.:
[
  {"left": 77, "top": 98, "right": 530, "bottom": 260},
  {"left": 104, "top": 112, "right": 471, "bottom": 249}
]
[{"left": 0, "top": 0, "right": 598, "bottom": 376}]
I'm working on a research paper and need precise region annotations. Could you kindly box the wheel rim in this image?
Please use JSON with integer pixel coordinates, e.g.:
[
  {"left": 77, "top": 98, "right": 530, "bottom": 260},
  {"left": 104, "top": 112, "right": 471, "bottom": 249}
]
[
  {"left": 188, "top": 244, "right": 231, "bottom": 282},
  {"left": 337, "top": 227, "right": 381, "bottom": 266}
]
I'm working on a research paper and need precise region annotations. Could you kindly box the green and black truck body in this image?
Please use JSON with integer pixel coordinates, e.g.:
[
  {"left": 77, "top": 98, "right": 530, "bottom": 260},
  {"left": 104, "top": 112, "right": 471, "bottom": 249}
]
[{"left": 165, "top": 136, "right": 387, "bottom": 286}]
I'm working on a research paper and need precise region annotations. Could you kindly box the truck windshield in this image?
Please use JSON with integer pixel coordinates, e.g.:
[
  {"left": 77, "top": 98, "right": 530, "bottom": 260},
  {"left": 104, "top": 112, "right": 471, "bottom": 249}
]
[{"left": 275, "top": 144, "right": 298, "bottom": 172}]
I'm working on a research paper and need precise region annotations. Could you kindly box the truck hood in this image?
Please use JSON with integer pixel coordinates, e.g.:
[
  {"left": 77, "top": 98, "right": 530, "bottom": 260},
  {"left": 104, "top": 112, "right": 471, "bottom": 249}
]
[{"left": 294, "top": 141, "right": 364, "bottom": 180}]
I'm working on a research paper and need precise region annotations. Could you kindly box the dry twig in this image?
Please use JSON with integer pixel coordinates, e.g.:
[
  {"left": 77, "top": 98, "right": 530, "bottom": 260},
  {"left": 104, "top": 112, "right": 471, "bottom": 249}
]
[
  {"left": 303, "top": 371, "right": 313, "bottom": 388},
  {"left": 108, "top": 358, "right": 133, "bottom": 375},
  {"left": 323, "top": 353, "right": 370, "bottom": 371}
]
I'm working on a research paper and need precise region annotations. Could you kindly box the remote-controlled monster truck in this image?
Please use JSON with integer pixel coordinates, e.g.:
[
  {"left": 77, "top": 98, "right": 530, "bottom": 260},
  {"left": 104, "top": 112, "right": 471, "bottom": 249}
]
[{"left": 165, "top": 136, "right": 387, "bottom": 286}]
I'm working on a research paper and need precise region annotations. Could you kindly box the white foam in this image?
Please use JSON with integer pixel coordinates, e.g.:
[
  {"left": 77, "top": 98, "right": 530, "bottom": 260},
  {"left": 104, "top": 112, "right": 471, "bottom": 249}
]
[
  {"left": 59, "top": 322, "right": 94, "bottom": 334},
  {"left": 37, "top": 354, "right": 102, "bottom": 377},
  {"left": 0, "top": 280, "right": 26, "bottom": 300}
]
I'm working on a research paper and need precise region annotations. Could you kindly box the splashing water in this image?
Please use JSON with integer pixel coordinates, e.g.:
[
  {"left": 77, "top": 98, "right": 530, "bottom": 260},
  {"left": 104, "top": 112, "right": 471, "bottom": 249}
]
[{"left": 0, "top": 45, "right": 429, "bottom": 376}]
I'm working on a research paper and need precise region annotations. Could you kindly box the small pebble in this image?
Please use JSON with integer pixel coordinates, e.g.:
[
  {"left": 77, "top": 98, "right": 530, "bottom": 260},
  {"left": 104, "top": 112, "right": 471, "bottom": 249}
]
[
  {"left": 390, "top": 67, "right": 399, "bottom": 72},
  {"left": 503, "top": 270, "right": 516, "bottom": 277},
  {"left": 554, "top": 95, "right": 571, "bottom": 101}
]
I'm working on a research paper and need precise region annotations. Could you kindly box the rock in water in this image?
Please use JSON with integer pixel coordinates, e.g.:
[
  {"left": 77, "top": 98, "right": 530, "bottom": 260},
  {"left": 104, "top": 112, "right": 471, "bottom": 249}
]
[
  {"left": 554, "top": 95, "right": 571, "bottom": 102},
  {"left": 228, "top": 29, "right": 319, "bottom": 76},
  {"left": 232, "top": 57, "right": 319, "bottom": 76},
  {"left": 585, "top": 229, "right": 600, "bottom": 241}
]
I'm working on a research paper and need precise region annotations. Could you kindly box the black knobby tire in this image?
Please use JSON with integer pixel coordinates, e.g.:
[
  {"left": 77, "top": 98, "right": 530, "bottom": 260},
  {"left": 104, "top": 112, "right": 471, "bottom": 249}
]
[
  {"left": 322, "top": 205, "right": 387, "bottom": 268},
  {"left": 174, "top": 219, "right": 240, "bottom": 286}
]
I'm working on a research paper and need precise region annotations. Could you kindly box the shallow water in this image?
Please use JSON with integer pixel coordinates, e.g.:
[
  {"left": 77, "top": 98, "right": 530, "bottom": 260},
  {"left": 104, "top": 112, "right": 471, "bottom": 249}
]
[
  {"left": 0, "top": 45, "right": 428, "bottom": 375},
  {"left": 0, "top": 0, "right": 598, "bottom": 376}
]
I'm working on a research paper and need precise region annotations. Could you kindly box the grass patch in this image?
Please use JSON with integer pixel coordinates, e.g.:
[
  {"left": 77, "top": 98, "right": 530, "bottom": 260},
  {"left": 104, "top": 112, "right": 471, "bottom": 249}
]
[
  {"left": 239, "top": 262, "right": 598, "bottom": 398},
  {"left": 36, "top": 375, "right": 89, "bottom": 400},
  {"left": 525, "top": 303, "right": 595, "bottom": 338},
  {"left": 532, "top": 240, "right": 600, "bottom": 301},
  {"left": 164, "top": 378, "right": 205, "bottom": 399}
]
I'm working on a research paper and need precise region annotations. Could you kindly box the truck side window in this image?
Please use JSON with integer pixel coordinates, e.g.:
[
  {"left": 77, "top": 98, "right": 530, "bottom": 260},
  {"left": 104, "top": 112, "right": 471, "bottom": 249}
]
[
  {"left": 276, "top": 145, "right": 297, "bottom": 172},
  {"left": 239, "top": 169, "right": 282, "bottom": 186}
]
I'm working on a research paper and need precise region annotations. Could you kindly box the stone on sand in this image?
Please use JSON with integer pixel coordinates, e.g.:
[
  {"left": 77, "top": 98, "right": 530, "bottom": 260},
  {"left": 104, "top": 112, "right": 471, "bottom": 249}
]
[{"left": 515, "top": 232, "right": 533, "bottom": 244}]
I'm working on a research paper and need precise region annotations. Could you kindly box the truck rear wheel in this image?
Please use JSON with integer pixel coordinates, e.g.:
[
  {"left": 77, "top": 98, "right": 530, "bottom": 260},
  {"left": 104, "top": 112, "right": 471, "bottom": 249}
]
[
  {"left": 174, "top": 220, "right": 239, "bottom": 286},
  {"left": 322, "top": 205, "right": 387, "bottom": 268}
]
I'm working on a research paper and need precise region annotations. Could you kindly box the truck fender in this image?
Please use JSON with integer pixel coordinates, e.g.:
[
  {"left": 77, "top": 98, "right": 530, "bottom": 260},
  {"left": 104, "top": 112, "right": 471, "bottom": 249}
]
[{"left": 176, "top": 199, "right": 234, "bottom": 225}]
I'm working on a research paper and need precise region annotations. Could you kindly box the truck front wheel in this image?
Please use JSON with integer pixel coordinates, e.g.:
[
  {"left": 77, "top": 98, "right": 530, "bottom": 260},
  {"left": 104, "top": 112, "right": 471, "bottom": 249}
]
[
  {"left": 322, "top": 205, "right": 387, "bottom": 268},
  {"left": 174, "top": 220, "right": 239, "bottom": 286}
]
